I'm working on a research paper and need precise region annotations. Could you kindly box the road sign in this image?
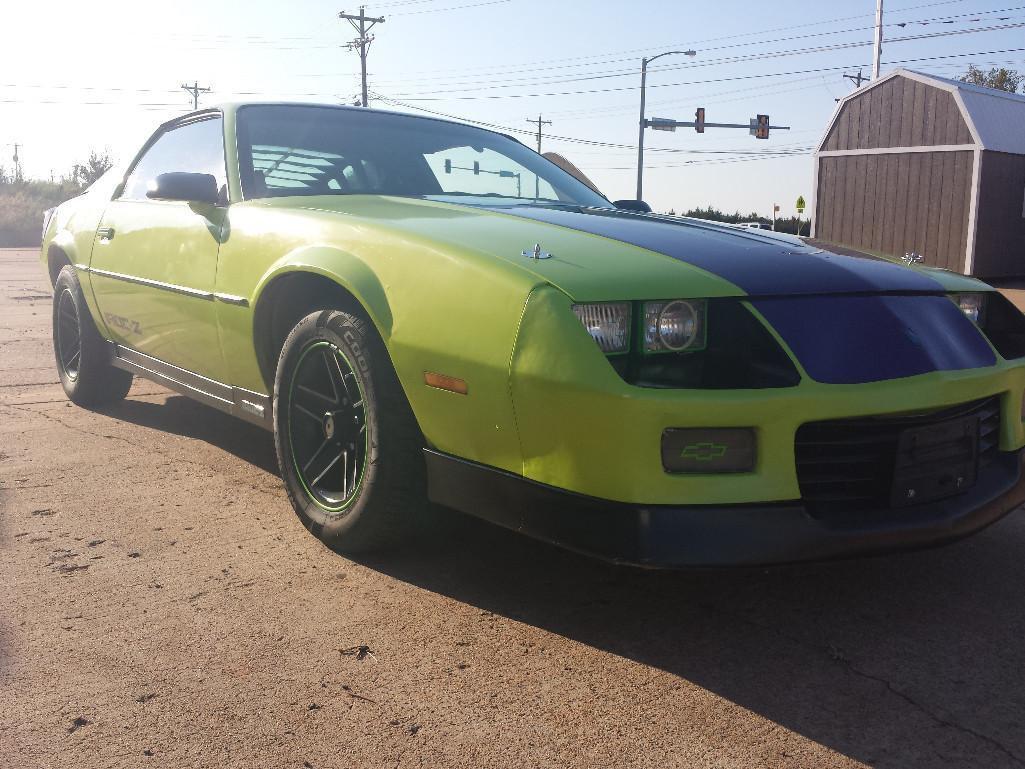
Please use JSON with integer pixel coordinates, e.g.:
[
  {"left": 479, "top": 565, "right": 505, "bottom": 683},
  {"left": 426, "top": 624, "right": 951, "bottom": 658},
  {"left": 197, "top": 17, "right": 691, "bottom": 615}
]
[
  {"left": 796, "top": 195, "right": 806, "bottom": 213},
  {"left": 649, "top": 117, "right": 677, "bottom": 132}
]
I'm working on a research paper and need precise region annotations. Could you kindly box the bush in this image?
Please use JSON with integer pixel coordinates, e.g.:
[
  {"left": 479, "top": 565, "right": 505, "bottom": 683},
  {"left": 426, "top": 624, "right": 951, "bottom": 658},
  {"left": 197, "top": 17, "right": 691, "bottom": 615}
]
[
  {"left": 0, "top": 151, "right": 112, "bottom": 247},
  {"left": 0, "top": 181, "right": 81, "bottom": 247}
]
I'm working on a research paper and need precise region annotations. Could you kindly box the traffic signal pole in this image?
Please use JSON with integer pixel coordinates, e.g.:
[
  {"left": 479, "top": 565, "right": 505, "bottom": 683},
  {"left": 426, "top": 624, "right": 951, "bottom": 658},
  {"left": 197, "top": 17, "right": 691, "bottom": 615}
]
[{"left": 635, "top": 52, "right": 787, "bottom": 201}]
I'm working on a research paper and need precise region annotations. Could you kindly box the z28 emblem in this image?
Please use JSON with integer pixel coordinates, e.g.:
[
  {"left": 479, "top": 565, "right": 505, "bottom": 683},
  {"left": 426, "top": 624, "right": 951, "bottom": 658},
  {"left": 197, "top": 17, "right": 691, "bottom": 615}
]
[{"left": 104, "top": 313, "right": 142, "bottom": 336}]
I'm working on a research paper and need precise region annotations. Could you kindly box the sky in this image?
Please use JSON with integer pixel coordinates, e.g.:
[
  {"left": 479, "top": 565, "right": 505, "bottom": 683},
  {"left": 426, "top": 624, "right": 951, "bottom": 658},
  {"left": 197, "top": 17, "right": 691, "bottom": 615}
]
[{"left": 2, "top": 0, "right": 1024, "bottom": 219}]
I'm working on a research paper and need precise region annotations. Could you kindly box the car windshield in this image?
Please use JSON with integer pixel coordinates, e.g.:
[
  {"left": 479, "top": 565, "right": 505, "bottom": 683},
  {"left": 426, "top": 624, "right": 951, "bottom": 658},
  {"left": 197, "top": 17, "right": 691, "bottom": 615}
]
[{"left": 236, "top": 104, "right": 611, "bottom": 208}]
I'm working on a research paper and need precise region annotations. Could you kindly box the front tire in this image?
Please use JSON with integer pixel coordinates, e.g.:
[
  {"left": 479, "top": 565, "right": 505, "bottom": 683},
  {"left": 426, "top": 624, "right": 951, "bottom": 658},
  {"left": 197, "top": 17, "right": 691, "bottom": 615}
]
[
  {"left": 273, "top": 309, "right": 426, "bottom": 552},
  {"left": 52, "top": 265, "right": 133, "bottom": 407}
]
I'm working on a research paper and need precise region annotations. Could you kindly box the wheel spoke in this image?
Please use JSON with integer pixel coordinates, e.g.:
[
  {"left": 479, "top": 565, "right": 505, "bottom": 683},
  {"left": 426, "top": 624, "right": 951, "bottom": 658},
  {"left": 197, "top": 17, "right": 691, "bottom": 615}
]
[
  {"left": 309, "top": 449, "right": 343, "bottom": 488},
  {"left": 301, "top": 437, "right": 331, "bottom": 475},
  {"left": 322, "top": 350, "right": 340, "bottom": 403},
  {"left": 342, "top": 450, "right": 349, "bottom": 498},
  {"left": 297, "top": 383, "right": 335, "bottom": 406},
  {"left": 292, "top": 400, "right": 321, "bottom": 423},
  {"left": 330, "top": 353, "right": 354, "bottom": 401}
]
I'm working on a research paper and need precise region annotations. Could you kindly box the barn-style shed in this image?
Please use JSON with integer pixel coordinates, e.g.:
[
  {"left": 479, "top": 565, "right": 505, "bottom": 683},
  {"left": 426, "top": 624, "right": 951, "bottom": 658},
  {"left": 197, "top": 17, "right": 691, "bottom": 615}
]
[{"left": 812, "top": 69, "right": 1025, "bottom": 278}]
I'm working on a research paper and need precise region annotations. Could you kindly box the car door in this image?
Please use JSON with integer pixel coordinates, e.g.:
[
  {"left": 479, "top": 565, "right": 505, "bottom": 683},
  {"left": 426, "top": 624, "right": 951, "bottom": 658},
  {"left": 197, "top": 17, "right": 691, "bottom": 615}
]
[{"left": 90, "top": 114, "right": 229, "bottom": 383}]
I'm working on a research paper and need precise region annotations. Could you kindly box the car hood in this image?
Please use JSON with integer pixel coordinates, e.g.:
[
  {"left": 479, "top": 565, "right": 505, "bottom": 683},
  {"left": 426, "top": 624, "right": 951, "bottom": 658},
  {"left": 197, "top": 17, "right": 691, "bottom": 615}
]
[
  {"left": 269, "top": 196, "right": 988, "bottom": 300},
  {"left": 483, "top": 204, "right": 960, "bottom": 297}
]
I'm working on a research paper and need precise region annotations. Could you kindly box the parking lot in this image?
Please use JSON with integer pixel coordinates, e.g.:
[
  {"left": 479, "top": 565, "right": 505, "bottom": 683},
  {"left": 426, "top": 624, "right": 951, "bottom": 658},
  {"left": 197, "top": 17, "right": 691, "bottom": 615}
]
[{"left": 2, "top": 245, "right": 1025, "bottom": 768}]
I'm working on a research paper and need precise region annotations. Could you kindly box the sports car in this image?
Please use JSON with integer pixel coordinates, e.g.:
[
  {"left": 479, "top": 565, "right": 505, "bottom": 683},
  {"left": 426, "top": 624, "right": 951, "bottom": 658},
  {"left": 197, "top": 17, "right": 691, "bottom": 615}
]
[{"left": 40, "top": 103, "right": 1025, "bottom": 566}]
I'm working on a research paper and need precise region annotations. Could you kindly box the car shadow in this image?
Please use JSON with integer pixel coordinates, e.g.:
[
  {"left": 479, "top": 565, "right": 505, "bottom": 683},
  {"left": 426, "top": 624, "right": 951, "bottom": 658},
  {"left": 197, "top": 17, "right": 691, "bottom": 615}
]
[
  {"left": 102, "top": 392, "right": 1025, "bottom": 767},
  {"left": 98, "top": 394, "right": 281, "bottom": 476},
  {"left": 361, "top": 516, "right": 1025, "bottom": 767}
]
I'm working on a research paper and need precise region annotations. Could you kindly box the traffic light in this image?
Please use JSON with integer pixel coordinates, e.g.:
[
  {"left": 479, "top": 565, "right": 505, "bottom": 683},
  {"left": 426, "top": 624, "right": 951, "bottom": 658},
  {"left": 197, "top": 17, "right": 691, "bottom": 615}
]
[
  {"left": 694, "top": 107, "right": 705, "bottom": 133},
  {"left": 755, "top": 114, "right": 770, "bottom": 140}
]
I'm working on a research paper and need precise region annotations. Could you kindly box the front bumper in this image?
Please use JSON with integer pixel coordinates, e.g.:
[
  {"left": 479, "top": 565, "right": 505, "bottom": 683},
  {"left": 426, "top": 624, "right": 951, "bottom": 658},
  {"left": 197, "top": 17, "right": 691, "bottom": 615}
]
[
  {"left": 425, "top": 448, "right": 1025, "bottom": 567},
  {"left": 506, "top": 286, "right": 1025, "bottom": 506}
]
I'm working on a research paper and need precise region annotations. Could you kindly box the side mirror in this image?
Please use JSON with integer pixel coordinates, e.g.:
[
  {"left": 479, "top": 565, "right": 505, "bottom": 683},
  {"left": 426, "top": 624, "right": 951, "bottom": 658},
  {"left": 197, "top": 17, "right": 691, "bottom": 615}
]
[
  {"left": 612, "top": 199, "right": 652, "bottom": 213},
  {"left": 147, "top": 172, "right": 220, "bottom": 205}
]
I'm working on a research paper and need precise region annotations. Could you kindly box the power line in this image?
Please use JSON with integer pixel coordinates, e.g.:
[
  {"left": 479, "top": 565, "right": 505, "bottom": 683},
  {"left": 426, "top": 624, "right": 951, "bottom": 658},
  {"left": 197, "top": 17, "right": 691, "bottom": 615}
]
[
  {"left": 365, "top": 2, "right": 1023, "bottom": 86},
  {"left": 381, "top": 20, "right": 1025, "bottom": 98},
  {"left": 389, "top": 0, "right": 509, "bottom": 15},
  {"left": 379, "top": 42, "right": 1025, "bottom": 102}
]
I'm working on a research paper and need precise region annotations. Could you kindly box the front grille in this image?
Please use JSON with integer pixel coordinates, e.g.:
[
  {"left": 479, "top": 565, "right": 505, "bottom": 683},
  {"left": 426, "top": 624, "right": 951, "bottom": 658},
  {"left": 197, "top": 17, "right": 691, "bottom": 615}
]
[{"left": 794, "top": 396, "right": 1000, "bottom": 514}]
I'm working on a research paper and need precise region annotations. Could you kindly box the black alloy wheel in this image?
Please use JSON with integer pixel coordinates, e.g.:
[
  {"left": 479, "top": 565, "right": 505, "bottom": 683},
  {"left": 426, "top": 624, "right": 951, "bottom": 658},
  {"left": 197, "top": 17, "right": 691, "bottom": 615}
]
[
  {"left": 272, "top": 308, "right": 427, "bottom": 552},
  {"left": 287, "top": 340, "right": 369, "bottom": 513},
  {"left": 55, "top": 288, "right": 82, "bottom": 381}
]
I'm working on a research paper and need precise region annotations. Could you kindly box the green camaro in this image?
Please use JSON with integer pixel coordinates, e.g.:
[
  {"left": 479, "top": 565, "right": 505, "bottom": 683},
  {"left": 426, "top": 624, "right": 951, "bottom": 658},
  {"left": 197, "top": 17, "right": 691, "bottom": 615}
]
[{"left": 41, "top": 103, "right": 1025, "bottom": 566}]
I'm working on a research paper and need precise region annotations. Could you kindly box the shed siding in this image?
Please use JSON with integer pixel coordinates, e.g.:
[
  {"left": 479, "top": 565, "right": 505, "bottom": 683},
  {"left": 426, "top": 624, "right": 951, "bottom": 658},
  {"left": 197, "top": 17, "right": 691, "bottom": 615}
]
[
  {"left": 822, "top": 76, "right": 971, "bottom": 151},
  {"left": 816, "top": 151, "right": 972, "bottom": 270},
  {"left": 972, "top": 151, "right": 1025, "bottom": 278}
]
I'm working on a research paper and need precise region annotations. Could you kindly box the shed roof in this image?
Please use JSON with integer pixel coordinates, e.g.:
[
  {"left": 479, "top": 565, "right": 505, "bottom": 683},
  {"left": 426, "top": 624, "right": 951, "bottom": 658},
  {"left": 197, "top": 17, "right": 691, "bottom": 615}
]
[{"left": 821, "top": 68, "right": 1025, "bottom": 155}]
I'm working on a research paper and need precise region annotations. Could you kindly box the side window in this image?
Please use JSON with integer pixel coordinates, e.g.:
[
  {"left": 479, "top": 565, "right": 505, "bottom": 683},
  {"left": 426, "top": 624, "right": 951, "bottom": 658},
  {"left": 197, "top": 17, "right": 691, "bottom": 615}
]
[{"left": 121, "top": 117, "right": 227, "bottom": 202}]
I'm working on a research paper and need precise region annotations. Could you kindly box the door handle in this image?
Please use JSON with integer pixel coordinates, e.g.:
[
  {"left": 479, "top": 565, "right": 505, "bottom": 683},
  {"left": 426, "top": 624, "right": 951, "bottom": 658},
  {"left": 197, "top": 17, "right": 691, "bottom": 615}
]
[{"left": 96, "top": 226, "right": 115, "bottom": 241}]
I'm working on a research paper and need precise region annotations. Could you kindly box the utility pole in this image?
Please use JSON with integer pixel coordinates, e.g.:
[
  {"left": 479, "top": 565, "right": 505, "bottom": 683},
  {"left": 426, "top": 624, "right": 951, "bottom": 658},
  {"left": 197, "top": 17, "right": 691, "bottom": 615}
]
[
  {"left": 340, "top": 6, "right": 385, "bottom": 108},
  {"left": 872, "top": 0, "right": 884, "bottom": 80},
  {"left": 526, "top": 114, "right": 552, "bottom": 198},
  {"left": 10, "top": 143, "right": 22, "bottom": 181},
  {"left": 843, "top": 69, "right": 869, "bottom": 88},
  {"left": 526, "top": 114, "right": 552, "bottom": 153},
  {"left": 181, "top": 81, "right": 211, "bottom": 110}
]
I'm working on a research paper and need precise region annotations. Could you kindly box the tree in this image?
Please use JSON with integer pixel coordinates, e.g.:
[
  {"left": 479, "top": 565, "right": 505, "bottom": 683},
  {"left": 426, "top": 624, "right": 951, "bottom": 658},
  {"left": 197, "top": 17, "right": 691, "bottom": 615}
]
[
  {"left": 959, "top": 65, "right": 1023, "bottom": 94},
  {"left": 70, "top": 149, "right": 114, "bottom": 188}
]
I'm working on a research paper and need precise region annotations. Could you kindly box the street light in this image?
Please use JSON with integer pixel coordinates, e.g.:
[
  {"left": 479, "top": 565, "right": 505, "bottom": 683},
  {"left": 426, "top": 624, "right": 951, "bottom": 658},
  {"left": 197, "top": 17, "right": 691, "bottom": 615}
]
[{"left": 636, "top": 49, "right": 696, "bottom": 201}]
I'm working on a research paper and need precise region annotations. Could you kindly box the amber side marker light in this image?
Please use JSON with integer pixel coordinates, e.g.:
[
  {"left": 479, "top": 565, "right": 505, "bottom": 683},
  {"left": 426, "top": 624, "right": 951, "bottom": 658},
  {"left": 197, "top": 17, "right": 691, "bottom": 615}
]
[{"left": 424, "top": 371, "right": 468, "bottom": 395}]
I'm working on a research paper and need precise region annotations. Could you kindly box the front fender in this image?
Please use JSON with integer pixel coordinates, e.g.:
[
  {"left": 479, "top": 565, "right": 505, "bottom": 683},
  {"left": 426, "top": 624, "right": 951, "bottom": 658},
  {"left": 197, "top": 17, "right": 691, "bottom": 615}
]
[{"left": 253, "top": 245, "right": 394, "bottom": 338}]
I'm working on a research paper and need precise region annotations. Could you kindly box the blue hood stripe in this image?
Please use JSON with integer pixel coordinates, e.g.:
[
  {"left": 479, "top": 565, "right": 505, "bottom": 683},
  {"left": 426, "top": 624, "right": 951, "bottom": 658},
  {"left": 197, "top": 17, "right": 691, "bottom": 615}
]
[
  {"left": 753, "top": 295, "right": 996, "bottom": 384},
  {"left": 491, "top": 206, "right": 946, "bottom": 296}
]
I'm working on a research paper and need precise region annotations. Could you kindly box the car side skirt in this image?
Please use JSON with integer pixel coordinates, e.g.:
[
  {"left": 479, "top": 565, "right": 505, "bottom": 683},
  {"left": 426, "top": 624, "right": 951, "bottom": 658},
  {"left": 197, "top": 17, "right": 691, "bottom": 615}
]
[
  {"left": 107, "top": 341, "right": 271, "bottom": 430},
  {"left": 423, "top": 447, "right": 1025, "bottom": 568}
]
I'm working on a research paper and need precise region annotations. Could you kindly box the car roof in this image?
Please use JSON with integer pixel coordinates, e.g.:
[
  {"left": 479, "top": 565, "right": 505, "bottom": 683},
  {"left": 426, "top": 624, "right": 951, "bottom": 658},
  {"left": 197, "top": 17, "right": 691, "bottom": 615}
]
[{"left": 168, "top": 101, "right": 521, "bottom": 145}]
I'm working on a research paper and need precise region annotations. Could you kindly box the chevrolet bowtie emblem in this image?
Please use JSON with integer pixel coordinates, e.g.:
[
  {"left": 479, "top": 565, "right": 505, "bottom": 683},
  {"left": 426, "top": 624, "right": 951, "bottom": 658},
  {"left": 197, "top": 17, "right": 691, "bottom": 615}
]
[
  {"left": 522, "top": 243, "right": 553, "bottom": 260},
  {"left": 680, "top": 442, "right": 728, "bottom": 461}
]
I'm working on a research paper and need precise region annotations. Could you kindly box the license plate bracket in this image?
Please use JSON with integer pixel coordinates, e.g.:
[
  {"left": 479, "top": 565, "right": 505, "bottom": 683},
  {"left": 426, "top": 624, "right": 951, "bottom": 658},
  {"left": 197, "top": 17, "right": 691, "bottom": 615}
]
[{"left": 890, "top": 415, "right": 979, "bottom": 507}]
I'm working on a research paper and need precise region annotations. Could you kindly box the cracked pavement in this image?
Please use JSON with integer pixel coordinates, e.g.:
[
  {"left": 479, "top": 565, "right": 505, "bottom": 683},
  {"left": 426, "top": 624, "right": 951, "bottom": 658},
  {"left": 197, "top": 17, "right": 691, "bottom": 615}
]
[{"left": 2, "top": 247, "right": 1025, "bottom": 768}]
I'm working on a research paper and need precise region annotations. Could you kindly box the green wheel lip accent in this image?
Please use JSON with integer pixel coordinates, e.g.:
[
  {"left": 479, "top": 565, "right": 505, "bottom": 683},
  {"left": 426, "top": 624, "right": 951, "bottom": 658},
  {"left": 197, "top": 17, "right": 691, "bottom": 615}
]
[{"left": 287, "top": 339, "right": 369, "bottom": 514}]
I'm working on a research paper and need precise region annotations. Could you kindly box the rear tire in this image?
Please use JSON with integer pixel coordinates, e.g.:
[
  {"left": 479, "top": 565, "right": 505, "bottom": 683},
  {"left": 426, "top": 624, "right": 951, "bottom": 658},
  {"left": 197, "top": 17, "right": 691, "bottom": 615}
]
[
  {"left": 52, "top": 265, "right": 133, "bottom": 407},
  {"left": 272, "top": 309, "right": 426, "bottom": 552}
]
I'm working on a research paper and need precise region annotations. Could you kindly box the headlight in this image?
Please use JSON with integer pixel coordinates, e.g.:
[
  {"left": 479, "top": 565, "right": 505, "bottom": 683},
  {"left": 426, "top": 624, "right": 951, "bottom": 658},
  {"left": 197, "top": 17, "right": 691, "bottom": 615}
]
[
  {"left": 572, "top": 302, "right": 631, "bottom": 354},
  {"left": 644, "top": 299, "right": 706, "bottom": 352},
  {"left": 951, "top": 292, "right": 986, "bottom": 325}
]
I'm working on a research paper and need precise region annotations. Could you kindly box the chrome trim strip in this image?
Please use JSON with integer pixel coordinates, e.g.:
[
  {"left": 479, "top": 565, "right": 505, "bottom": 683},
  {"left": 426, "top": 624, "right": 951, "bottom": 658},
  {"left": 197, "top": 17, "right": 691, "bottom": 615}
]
[
  {"left": 88, "top": 266, "right": 215, "bottom": 301},
  {"left": 213, "top": 293, "right": 249, "bottom": 307},
  {"left": 108, "top": 343, "right": 272, "bottom": 430},
  {"left": 116, "top": 345, "right": 233, "bottom": 403}
]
